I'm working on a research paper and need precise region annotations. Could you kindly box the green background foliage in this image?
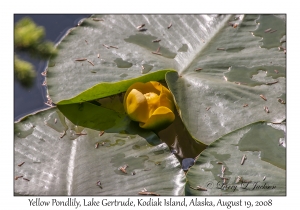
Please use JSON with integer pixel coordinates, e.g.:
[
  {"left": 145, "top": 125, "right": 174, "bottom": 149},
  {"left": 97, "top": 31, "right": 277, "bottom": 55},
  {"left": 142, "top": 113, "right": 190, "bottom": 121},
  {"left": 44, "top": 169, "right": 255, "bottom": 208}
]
[{"left": 14, "top": 17, "right": 57, "bottom": 87}]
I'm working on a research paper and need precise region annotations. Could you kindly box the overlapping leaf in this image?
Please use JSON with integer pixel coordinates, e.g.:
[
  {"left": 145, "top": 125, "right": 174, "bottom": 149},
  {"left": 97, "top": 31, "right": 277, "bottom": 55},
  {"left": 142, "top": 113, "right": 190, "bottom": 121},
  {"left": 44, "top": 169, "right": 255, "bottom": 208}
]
[
  {"left": 166, "top": 15, "right": 286, "bottom": 144},
  {"left": 185, "top": 122, "right": 286, "bottom": 196},
  {"left": 14, "top": 108, "right": 185, "bottom": 195}
]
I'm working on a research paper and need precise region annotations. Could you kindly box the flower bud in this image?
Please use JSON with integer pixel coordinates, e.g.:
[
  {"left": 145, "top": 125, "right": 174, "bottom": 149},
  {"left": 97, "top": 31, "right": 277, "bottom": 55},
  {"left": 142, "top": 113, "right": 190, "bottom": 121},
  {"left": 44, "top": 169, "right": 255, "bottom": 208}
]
[{"left": 124, "top": 81, "right": 175, "bottom": 130}]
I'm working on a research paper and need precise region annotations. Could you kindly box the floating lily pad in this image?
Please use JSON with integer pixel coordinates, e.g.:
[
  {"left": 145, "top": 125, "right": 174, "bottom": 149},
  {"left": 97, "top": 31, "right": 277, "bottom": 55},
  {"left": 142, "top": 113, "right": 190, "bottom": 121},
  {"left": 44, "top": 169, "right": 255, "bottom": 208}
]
[
  {"left": 185, "top": 122, "right": 286, "bottom": 195},
  {"left": 14, "top": 108, "right": 185, "bottom": 195},
  {"left": 165, "top": 14, "right": 285, "bottom": 144}
]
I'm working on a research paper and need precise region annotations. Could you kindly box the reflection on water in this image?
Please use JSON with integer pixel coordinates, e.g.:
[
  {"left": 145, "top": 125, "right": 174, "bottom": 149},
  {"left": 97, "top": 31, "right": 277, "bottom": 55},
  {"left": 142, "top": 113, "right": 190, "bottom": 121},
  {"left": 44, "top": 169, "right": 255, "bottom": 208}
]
[{"left": 14, "top": 14, "right": 91, "bottom": 121}]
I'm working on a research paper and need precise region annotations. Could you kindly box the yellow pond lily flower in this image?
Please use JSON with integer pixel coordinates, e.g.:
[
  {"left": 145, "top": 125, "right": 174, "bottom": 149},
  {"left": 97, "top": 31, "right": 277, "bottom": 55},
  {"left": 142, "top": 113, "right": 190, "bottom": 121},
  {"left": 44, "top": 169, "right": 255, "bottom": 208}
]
[{"left": 124, "top": 81, "right": 175, "bottom": 130}]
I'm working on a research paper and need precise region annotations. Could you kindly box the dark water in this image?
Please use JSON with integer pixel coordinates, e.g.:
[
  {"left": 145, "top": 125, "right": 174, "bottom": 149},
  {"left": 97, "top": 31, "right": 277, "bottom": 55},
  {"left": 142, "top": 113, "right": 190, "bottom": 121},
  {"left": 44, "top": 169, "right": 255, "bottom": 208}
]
[{"left": 14, "top": 14, "right": 91, "bottom": 121}]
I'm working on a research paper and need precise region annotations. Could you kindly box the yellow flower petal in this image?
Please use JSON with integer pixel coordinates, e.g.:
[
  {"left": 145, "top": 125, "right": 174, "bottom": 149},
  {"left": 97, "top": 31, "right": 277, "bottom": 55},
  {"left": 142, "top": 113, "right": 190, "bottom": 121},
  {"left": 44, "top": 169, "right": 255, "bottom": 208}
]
[
  {"left": 124, "top": 81, "right": 162, "bottom": 113},
  {"left": 124, "top": 81, "right": 176, "bottom": 130},
  {"left": 124, "top": 82, "right": 161, "bottom": 105},
  {"left": 144, "top": 92, "right": 160, "bottom": 118},
  {"left": 161, "top": 85, "right": 174, "bottom": 103},
  {"left": 123, "top": 82, "right": 144, "bottom": 113},
  {"left": 155, "top": 84, "right": 175, "bottom": 113},
  {"left": 126, "top": 89, "right": 149, "bottom": 123},
  {"left": 139, "top": 106, "right": 175, "bottom": 130}
]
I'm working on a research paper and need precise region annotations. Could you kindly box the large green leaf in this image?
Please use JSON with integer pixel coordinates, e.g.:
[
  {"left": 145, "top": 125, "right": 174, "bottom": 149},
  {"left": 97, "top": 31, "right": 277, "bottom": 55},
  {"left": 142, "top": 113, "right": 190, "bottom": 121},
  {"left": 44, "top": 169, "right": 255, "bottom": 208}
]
[
  {"left": 185, "top": 122, "right": 286, "bottom": 195},
  {"left": 166, "top": 14, "right": 286, "bottom": 144},
  {"left": 14, "top": 108, "right": 185, "bottom": 195},
  {"left": 46, "top": 14, "right": 285, "bottom": 145},
  {"left": 46, "top": 14, "right": 229, "bottom": 104},
  {"left": 57, "top": 93, "right": 165, "bottom": 145}
]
